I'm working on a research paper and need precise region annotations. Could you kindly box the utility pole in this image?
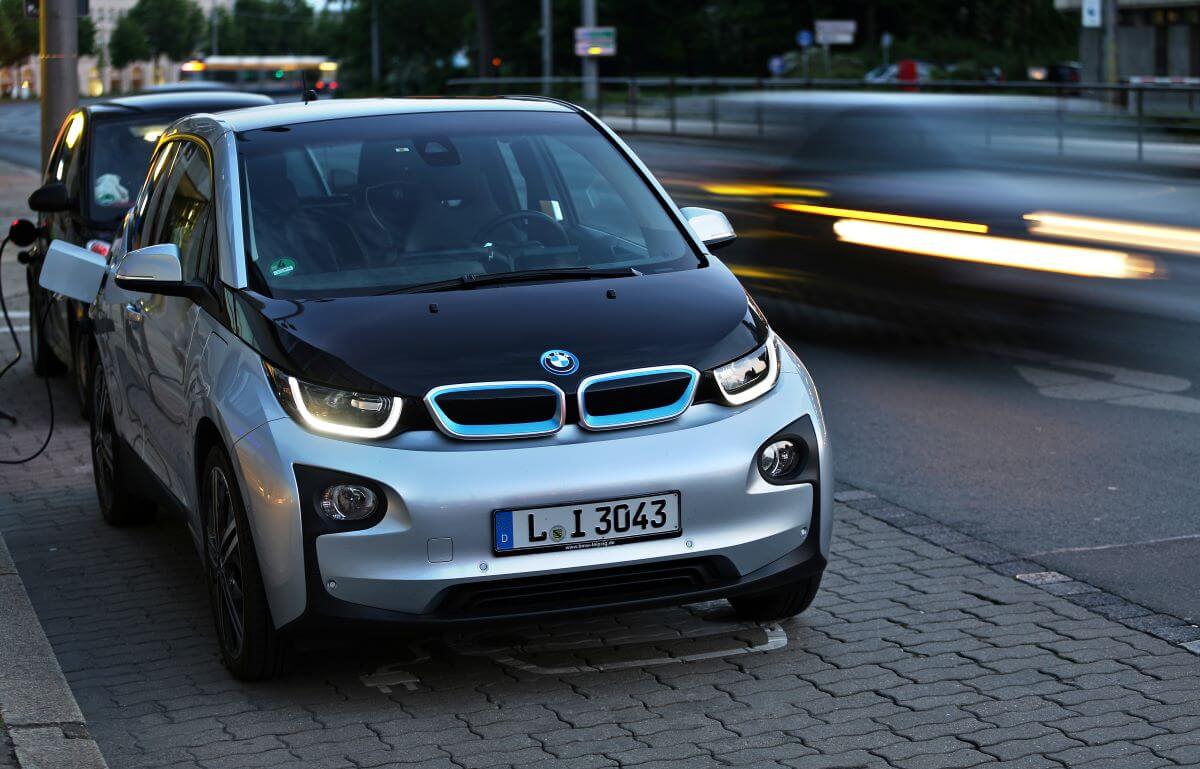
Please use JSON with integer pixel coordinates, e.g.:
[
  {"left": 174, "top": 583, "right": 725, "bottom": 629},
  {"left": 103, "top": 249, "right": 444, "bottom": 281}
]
[
  {"left": 370, "top": 0, "right": 381, "bottom": 86},
  {"left": 210, "top": 0, "right": 219, "bottom": 55},
  {"left": 40, "top": 0, "right": 77, "bottom": 169},
  {"left": 541, "top": 0, "right": 552, "bottom": 95},
  {"left": 581, "top": 0, "right": 597, "bottom": 102},
  {"left": 1102, "top": 0, "right": 1119, "bottom": 84}
]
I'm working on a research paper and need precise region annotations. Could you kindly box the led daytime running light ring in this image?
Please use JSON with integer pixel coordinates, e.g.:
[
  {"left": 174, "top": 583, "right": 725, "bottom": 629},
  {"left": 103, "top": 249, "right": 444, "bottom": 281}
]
[{"left": 287, "top": 375, "right": 401, "bottom": 439}]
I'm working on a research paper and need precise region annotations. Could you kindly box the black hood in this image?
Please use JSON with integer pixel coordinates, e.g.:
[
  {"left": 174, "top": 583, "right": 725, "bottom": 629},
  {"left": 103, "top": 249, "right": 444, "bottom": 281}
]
[{"left": 235, "top": 263, "right": 767, "bottom": 396}]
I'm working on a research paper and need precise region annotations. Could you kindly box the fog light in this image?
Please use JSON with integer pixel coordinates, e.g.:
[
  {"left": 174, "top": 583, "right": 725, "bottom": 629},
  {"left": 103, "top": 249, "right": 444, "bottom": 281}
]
[
  {"left": 319, "top": 484, "right": 378, "bottom": 521},
  {"left": 758, "top": 440, "right": 801, "bottom": 479}
]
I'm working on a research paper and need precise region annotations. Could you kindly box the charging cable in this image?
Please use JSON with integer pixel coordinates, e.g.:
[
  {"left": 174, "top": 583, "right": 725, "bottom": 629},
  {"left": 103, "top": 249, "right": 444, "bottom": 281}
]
[{"left": 0, "top": 234, "right": 56, "bottom": 464}]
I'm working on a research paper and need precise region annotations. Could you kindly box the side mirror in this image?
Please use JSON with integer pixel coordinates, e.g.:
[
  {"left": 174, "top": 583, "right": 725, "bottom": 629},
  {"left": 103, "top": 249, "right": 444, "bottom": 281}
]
[
  {"left": 8, "top": 218, "right": 38, "bottom": 247},
  {"left": 28, "top": 182, "right": 71, "bottom": 213},
  {"left": 40, "top": 239, "right": 108, "bottom": 302},
  {"left": 680, "top": 207, "right": 736, "bottom": 251},
  {"left": 115, "top": 243, "right": 188, "bottom": 296}
]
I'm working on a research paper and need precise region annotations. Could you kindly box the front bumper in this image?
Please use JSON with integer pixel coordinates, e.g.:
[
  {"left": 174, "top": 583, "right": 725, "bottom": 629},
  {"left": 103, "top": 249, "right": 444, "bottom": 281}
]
[{"left": 231, "top": 349, "right": 832, "bottom": 630}]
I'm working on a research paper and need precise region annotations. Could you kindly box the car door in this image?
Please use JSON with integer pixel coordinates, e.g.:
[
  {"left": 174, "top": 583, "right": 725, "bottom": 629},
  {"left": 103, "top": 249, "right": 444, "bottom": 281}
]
[
  {"left": 105, "top": 141, "right": 180, "bottom": 465},
  {"left": 126, "top": 139, "right": 218, "bottom": 504}
]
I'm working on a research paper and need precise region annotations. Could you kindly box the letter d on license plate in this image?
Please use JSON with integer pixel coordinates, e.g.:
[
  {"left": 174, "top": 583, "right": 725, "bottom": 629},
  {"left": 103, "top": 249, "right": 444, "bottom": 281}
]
[{"left": 493, "top": 492, "right": 681, "bottom": 555}]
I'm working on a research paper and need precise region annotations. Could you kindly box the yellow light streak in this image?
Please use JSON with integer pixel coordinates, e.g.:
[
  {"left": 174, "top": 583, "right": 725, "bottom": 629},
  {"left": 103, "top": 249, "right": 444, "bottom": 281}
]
[
  {"left": 776, "top": 202, "right": 988, "bottom": 233},
  {"left": 63, "top": 112, "right": 84, "bottom": 149},
  {"left": 181, "top": 60, "right": 206, "bottom": 72},
  {"left": 701, "top": 183, "right": 828, "bottom": 199},
  {"left": 318, "top": 61, "right": 338, "bottom": 72},
  {"left": 1025, "top": 211, "right": 1200, "bottom": 255},
  {"left": 833, "top": 219, "right": 1155, "bottom": 280}
]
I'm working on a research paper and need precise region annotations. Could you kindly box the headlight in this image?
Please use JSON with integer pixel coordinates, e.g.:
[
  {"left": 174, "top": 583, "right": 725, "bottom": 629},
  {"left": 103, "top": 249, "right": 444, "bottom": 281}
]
[
  {"left": 713, "top": 333, "right": 780, "bottom": 405},
  {"left": 264, "top": 361, "right": 402, "bottom": 439}
]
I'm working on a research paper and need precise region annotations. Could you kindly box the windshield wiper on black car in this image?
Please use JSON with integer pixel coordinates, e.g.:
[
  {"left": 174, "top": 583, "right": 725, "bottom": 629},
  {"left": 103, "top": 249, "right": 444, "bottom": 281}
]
[{"left": 382, "top": 266, "right": 641, "bottom": 295}]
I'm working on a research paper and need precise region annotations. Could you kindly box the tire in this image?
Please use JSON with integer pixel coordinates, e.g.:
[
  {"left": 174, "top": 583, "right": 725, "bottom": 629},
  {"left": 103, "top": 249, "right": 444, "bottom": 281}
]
[
  {"left": 201, "top": 445, "right": 286, "bottom": 681},
  {"left": 729, "top": 574, "right": 823, "bottom": 622},
  {"left": 29, "top": 285, "right": 66, "bottom": 376},
  {"left": 90, "top": 351, "right": 153, "bottom": 526}
]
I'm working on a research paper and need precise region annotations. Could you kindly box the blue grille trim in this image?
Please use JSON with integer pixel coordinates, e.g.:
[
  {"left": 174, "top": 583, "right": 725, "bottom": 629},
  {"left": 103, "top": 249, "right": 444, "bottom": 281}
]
[
  {"left": 424, "top": 381, "right": 565, "bottom": 440},
  {"left": 577, "top": 365, "right": 700, "bottom": 431}
]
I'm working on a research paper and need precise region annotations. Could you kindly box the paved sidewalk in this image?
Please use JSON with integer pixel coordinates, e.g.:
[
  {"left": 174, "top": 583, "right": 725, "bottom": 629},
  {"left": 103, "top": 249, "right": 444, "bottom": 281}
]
[{"left": 3, "top": 155, "right": 1200, "bottom": 769}]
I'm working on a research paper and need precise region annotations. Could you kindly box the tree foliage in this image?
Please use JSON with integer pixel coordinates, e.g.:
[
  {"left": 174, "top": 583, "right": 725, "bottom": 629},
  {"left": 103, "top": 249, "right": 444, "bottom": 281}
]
[
  {"left": 209, "top": 0, "right": 332, "bottom": 56},
  {"left": 0, "top": 0, "right": 38, "bottom": 67},
  {"left": 128, "top": 0, "right": 204, "bottom": 61},
  {"left": 108, "top": 12, "right": 151, "bottom": 69}
]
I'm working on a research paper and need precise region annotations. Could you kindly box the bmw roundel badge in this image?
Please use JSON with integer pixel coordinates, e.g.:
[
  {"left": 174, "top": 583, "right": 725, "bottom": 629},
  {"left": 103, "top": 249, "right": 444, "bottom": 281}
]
[{"left": 540, "top": 349, "right": 579, "bottom": 376}]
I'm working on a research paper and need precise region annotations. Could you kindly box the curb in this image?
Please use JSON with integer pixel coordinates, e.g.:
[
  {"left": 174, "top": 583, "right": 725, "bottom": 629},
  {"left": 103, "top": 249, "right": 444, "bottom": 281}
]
[
  {"left": 0, "top": 535, "right": 107, "bottom": 769},
  {"left": 833, "top": 486, "right": 1200, "bottom": 654}
]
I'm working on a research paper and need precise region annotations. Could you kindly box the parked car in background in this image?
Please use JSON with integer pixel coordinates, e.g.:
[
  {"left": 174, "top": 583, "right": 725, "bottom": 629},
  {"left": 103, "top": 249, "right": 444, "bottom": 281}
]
[
  {"left": 51, "top": 97, "right": 831, "bottom": 679},
  {"left": 24, "top": 90, "right": 273, "bottom": 416}
]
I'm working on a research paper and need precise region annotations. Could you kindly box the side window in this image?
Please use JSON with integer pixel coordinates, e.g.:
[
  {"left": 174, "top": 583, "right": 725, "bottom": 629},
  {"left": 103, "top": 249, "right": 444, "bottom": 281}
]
[
  {"left": 543, "top": 138, "right": 644, "bottom": 246},
  {"left": 129, "top": 142, "right": 180, "bottom": 251},
  {"left": 147, "top": 142, "right": 214, "bottom": 281}
]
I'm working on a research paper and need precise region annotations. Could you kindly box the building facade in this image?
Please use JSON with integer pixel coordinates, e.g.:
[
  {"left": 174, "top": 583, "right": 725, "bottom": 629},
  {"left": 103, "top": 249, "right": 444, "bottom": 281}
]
[{"left": 1056, "top": 0, "right": 1200, "bottom": 80}]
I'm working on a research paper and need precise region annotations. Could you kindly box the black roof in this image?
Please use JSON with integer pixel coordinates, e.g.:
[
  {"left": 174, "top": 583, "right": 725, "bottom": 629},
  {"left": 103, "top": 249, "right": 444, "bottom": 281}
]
[{"left": 88, "top": 91, "right": 273, "bottom": 117}]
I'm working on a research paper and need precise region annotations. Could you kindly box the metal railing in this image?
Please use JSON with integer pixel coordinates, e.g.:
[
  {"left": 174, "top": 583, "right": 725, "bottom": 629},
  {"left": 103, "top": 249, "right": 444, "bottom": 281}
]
[{"left": 445, "top": 76, "right": 1200, "bottom": 165}]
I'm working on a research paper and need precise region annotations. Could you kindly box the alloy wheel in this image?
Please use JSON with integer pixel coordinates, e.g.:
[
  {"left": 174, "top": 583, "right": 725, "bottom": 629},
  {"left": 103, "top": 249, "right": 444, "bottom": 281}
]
[{"left": 207, "top": 467, "right": 246, "bottom": 658}]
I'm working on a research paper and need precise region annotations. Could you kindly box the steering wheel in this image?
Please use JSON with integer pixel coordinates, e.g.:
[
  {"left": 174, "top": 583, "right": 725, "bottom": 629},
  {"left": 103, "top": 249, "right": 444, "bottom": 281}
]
[{"left": 474, "top": 210, "right": 570, "bottom": 249}]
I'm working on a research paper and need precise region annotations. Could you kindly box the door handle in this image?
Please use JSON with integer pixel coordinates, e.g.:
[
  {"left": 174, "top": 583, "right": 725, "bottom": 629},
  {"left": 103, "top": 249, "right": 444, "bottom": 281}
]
[{"left": 124, "top": 302, "right": 144, "bottom": 324}]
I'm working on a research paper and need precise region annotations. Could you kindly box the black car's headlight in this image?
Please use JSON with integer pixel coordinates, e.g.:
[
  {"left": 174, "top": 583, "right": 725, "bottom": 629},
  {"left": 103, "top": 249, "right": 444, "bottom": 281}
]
[
  {"left": 713, "top": 333, "right": 780, "bottom": 405},
  {"left": 264, "top": 361, "right": 402, "bottom": 439}
]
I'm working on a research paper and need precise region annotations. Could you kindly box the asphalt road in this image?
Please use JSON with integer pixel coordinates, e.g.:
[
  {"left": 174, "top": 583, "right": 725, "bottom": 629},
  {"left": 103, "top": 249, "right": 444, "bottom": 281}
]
[
  {"left": 2, "top": 98, "right": 1198, "bottom": 626},
  {"left": 627, "top": 133, "right": 1200, "bottom": 626}
]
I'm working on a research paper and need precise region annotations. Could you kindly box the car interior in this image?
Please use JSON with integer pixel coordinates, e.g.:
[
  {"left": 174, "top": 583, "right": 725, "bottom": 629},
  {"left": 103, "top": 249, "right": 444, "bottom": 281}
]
[{"left": 239, "top": 118, "right": 694, "bottom": 297}]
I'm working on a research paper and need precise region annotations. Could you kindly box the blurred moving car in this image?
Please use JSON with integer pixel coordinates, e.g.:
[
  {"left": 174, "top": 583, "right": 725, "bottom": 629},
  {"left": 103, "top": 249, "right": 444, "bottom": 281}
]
[{"left": 24, "top": 90, "right": 272, "bottom": 416}]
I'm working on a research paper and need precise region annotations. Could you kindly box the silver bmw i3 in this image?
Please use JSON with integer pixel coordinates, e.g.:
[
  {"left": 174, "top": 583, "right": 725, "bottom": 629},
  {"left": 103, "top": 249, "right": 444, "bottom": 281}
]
[{"left": 64, "top": 98, "right": 830, "bottom": 679}]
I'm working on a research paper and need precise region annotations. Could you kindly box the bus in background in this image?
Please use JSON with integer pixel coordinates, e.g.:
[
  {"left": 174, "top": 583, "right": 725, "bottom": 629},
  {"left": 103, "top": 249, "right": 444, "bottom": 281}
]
[{"left": 179, "top": 56, "right": 339, "bottom": 99}]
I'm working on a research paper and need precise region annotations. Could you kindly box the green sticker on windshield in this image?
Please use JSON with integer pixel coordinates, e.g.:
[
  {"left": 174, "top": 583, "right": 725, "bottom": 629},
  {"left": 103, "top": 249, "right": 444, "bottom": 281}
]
[{"left": 269, "top": 257, "right": 296, "bottom": 277}]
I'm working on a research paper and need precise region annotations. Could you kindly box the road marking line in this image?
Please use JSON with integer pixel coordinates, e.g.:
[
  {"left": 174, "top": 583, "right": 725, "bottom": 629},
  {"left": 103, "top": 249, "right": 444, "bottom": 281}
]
[{"left": 1029, "top": 533, "right": 1200, "bottom": 557}]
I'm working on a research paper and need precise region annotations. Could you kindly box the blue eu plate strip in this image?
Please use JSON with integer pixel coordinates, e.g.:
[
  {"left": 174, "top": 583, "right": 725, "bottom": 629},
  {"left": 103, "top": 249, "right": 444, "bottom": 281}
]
[{"left": 494, "top": 510, "right": 514, "bottom": 552}]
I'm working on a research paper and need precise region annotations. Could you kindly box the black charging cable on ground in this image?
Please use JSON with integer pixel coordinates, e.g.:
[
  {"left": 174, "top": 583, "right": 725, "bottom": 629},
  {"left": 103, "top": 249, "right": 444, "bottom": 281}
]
[{"left": 0, "top": 229, "right": 57, "bottom": 464}]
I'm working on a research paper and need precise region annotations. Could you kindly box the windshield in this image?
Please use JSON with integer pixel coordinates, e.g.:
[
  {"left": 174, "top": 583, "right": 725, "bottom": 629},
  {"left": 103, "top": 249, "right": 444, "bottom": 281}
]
[
  {"left": 236, "top": 110, "right": 699, "bottom": 298},
  {"left": 89, "top": 115, "right": 171, "bottom": 223}
]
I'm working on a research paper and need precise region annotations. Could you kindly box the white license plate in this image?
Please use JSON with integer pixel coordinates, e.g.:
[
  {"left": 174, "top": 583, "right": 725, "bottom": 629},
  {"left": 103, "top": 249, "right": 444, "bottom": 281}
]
[{"left": 493, "top": 492, "right": 681, "bottom": 555}]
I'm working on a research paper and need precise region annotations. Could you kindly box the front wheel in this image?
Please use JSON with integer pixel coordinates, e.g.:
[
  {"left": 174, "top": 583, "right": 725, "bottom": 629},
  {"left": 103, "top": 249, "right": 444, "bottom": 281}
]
[
  {"left": 202, "top": 446, "right": 286, "bottom": 680},
  {"left": 729, "top": 574, "right": 823, "bottom": 622}
]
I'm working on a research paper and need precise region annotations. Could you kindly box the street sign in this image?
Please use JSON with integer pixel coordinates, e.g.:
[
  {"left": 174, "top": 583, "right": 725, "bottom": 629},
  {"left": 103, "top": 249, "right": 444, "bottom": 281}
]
[
  {"left": 815, "top": 19, "right": 857, "bottom": 46},
  {"left": 796, "top": 30, "right": 813, "bottom": 49},
  {"left": 575, "top": 26, "right": 616, "bottom": 57},
  {"left": 768, "top": 56, "right": 787, "bottom": 77},
  {"left": 1081, "top": 0, "right": 1101, "bottom": 28}
]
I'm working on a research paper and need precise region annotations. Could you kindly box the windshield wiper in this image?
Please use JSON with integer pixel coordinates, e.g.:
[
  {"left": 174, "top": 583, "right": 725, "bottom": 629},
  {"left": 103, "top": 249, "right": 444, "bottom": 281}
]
[{"left": 382, "top": 266, "right": 641, "bottom": 295}]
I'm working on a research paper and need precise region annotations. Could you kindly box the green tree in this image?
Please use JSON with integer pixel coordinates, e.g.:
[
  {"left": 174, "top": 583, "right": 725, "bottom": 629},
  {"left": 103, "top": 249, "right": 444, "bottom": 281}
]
[
  {"left": 78, "top": 15, "right": 96, "bottom": 57},
  {"left": 0, "top": 0, "right": 38, "bottom": 67},
  {"left": 209, "top": 0, "right": 329, "bottom": 56},
  {"left": 129, "top": 0, "right": 203, "bottom": 62},
  {"left": 108, "top": 13, "right": 151, "bottom": 70}
]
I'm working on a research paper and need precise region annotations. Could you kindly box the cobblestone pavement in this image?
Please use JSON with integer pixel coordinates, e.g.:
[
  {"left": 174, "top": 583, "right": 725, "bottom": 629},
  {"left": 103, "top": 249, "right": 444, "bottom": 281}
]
[{"left": 4, "top": 161, "right": 1200, "bottom": 769}]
